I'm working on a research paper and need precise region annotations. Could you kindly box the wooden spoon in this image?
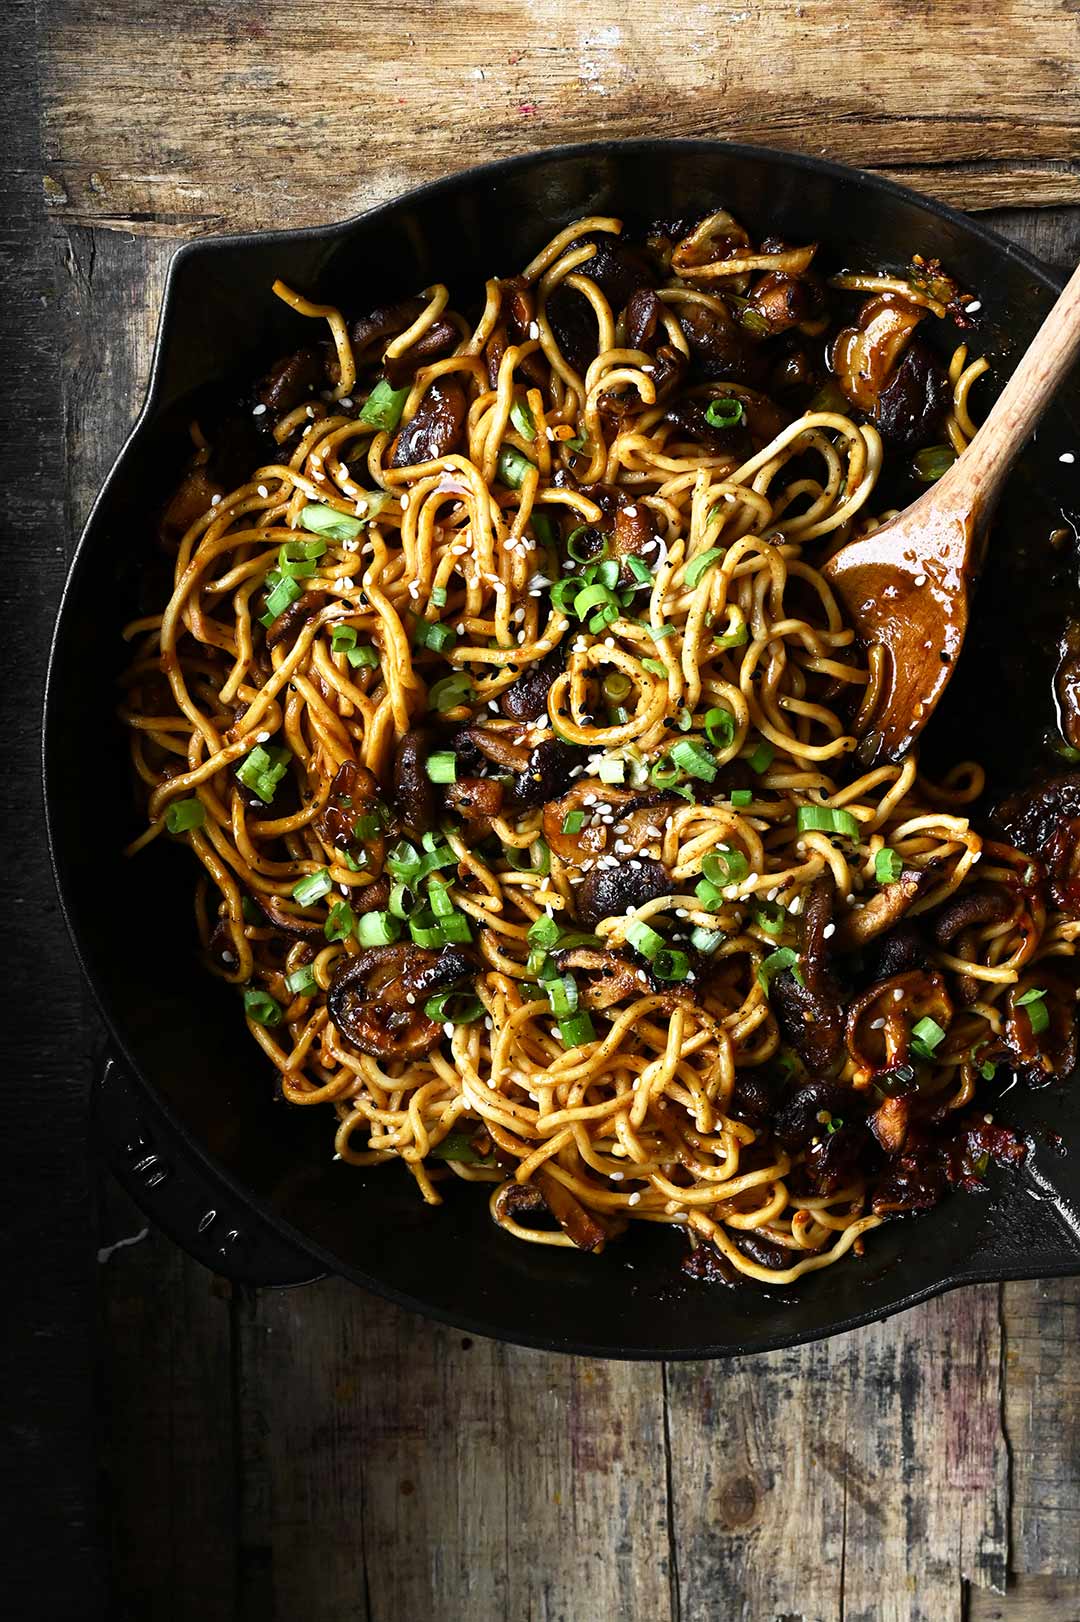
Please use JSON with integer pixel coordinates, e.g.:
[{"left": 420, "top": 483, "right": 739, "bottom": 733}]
[{"left": 822, "top": 259, "right": 1080, "bottom": 762}]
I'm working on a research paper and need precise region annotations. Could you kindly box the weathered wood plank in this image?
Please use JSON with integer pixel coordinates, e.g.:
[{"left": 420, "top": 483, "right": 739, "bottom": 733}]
[
  {"left": 665, "top": 1288, "right": 1008, "bottom": 1622},
  {"left": 1002, "top": 1278, "right": 1080, "bottom": 1582},
  {"left": 97, "top": 1182, "right": 238, "bottom": 1622},
  {"left": 968, "top": 1572, "right": 1080, "bottom": 1620},
  {"left": 41, "top": 0, "right": 1079, "bottom": 237},
  {"left": 237, "top": 1280, "right": 673, "bottom": 1622}
]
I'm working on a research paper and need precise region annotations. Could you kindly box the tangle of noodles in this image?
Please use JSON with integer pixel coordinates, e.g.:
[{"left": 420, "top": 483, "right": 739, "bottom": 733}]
[{"left": 121, "top": 213, "right": 1077, "bottom": 1287}]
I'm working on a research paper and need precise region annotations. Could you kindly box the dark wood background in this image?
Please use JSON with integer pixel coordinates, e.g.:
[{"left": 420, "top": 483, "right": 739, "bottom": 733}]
[{"left": 6, "top": 1, "right": 1080, "bottom": 1618}]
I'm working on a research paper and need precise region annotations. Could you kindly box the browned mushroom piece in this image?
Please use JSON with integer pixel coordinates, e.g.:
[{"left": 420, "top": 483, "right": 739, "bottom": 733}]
[
  {"left": 393, "top": 727, "right": 436, "bottom": 837},
  {"left": 871, "top": 339, "right": 949, "bottom": 448},
  {"left": 390, "top": 377, "right": 467, "bottom": 468},
  {"left": 349, "top": 299, "right": 427, "bottom": 362},
  {"left": 931, "top": 885, "right": 1014, "bottom": 948},
  {"left": 491, "top": 1168, "right": 611, "bottom": 1252},
  {"left": 445, "top": 777, "right": 505, "bottom": 822},
  {"left": 253, "top": 891, "right": 332, "bottom": 941},
  {"left": 771, "top": 877, "right": 846, "bottom": 1073},
  {"left": 383, "top": 319, "right": 459, "bottom": 386},
  {"left": 264, "top": 590, "right": 328, "bottom": 650},
  {"left": 455, "top": 723, "right": 530, "bottom": 774},
  {"left": 328, "top": 944, "right": 474, "bottom": 1059},
  {"left": 499, "top": 645, "right": 565, "bottom": 723},
  {"left": 506, "top": 738, "right": 579, "bottom": 811},
  {"left": 551, "top": 947, "right": 651, "bottom": 1009},
  {"left": 845, "top": 969, "right": 953, "bottom": 1079},
  {"left": 994, "top": 775, "right": 1080, "bottom": 912},
  {"left": 829, "top": 293, "right": 925, "bottom": 415},
  {"left": 870, "top": 1093, "right": 911, "bottom": 1156},
  {"left": 159, "top": 465, "right": 225, "bottom": 549},
  {"left": 542, "top": 782, "right": 661, "bottom": 866},
  {"left": 576, "top": 855, "right": 671, "bottom": 930},
  {"left": 833, "top": 868, "right": 925, "bottom": 951},
  {"left": 746, "top": 269, "right": 825, "bottom": 335},
  {"left": 1003, "top": 970, "right": 1078, "bottom": 1087},
  {"left": 256, "top": 346, "right": 327, "bottom": 414},
  {"left": 677, "top": 300, "right": 763, "bottom": 384},
  {"left": 771, "top": 1081, "right": 850, "bottom": 1150},
  {"left": 315, "top": 759, "right": 383, "bottom": 849}
]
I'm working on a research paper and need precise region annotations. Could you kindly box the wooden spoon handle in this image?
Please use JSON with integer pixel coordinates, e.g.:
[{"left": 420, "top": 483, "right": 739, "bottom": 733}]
[{"left": 951, "top": 256, "right": 1080, "bottom": 504}]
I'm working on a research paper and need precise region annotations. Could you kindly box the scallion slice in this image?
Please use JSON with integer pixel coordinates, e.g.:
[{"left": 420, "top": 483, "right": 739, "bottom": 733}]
[
  {"left": 913, "top": 444, "right": 957, "bottom": 484},
  {"left": 243, "top": 987, "right": 283, "bottom": 1027},
  {"left": 497, "top": 445, "right": 536, "bottom": 489},
  {"left": 562, "top": 810, "right": 586, "bottom": 835},
  {"left": 797, "top": 805, "right": 861, "bottom": 841},
  {"left": 546, "top": 974, "right": 579, "bottom": 1017},
  {"left": 263, "top": 573, "right": 303, "bottom": 621},
  {"left": 387, "top": 840, "right": 422, "bottom": 881},
  {"left": 236, "top": 744, "right": 291, "bottom": 805},
  {"left": 324, "top": 901, "right": 357, "bottom": 942},
  {"left": 285, "top": 964, "right": 317, "bottom": 997},
  {"left": 653, "top": 948, "right": 690, "bottom": 981},
  {"left": 649, "top": 756, "right": 681, "bottom": 790},
  {"left": 757, "top": 947, "right": 801, "bottom": 994},
  {"left": 413, "top": 618, "right": 457, "bottom": 653},
  {"left": 704, "top": 707, "right": 735, "bottom": 749},
  {"left": 527, "top": 914, "right": 561, "bottom": 949},
  {"left": 1016, "top": 986, "right": 1049, "bottom": 1035},
  {"left": 730, "top": 788, "right": 753, "bottom": 808},
  {"left": 704, "top": 397, "right": 745, "bottom": 429},
  {"left": 428, "top": 673, "right": 474, "bottom": 712},
  {"left": 685, "top": 547, "right": 726, "bottom": 589},
  {"left": 438, "top": 911, "right": 473, "bottom": 944},
  {"left": 875, "top": 847, "right": 903, "bottom": 884},
  {"left": 358, "top": 380, "right": 410, "bottom": 433},
  {"left": 557, "top": 1010, "right": 596, "bottom": 1047},
  {"left": 625, "top": 919, "right": 664, "bottom": 960},
  {"left": 510, "top": 399, "right": 536, "bottom": 441},
  {"left": 425, "top": 751, "right": 457, "bottom": 783},
  {"left": 911, "top": 1015, "right": 947, "bottom": 1059},
  {"left": 299, "top": 503, "right": 364, "bottom": 543},
  {"left": 713, "top": 612, "right": 749, "bottom": 650},
  {"left": 690, "top": 926, "right": 725, "bottom": 954},
  {"left": 598, "top": 756, "right": 625, "bottom": 785},
  {"left": 641, "top": 657, "right": 669, "bottom": 678},
  {"left": 424, "top": 991, "right": 484, "bottom": 1024},
  {"left": 409, "top": 909, "right": 443, "bottom": 949},
  {"left": 670, "top": 739, "right": 717, "bottom": 782},
  {"left": 427, "top": 877, "right": 456, "bottom": 919},
  {"left": 702, "top": 847, "right": 749, "bottom": 886},
  {"left": 291, "top": 868, "right": 332, "bottom": 906},
  {"left": 165, "top": 797, "right": 205, "bottom": 834},
  {"left": 745, "top": 738, "right": 775, "bottom": 774},
  {"left": 574, "top": 581, "right": 619, "bottom": 621}
]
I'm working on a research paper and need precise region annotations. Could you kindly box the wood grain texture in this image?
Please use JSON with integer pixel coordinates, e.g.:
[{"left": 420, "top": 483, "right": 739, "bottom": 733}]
[
  {"left": 24, "top": 0, "right": 1080, "bottom": 1613},
  {"left": 40, "top": 0, "right": 1079, "bottom": 238}
]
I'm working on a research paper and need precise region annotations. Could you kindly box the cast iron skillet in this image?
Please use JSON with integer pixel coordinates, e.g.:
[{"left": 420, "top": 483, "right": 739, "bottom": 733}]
[{"left": 44, "top": 140, "right": 1080, "bottom": 1359}]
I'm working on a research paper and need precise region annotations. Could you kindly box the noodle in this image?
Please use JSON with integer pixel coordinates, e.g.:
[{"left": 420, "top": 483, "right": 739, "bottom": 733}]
[{"left": 122, "top": 214, "right": 1074, "bottom": 1286}]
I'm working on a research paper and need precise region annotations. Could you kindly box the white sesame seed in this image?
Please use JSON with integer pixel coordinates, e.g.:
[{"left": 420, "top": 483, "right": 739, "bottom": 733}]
[
  {"left": 965, "top": 300, "right": 982, "bottom": 314},
  {"left": 823, "top": 922, "right": 835, "bottom": 938},
  {"left": 870, "top": 1017, "right": 886, "bottom": 1030},
  {"left": 914, "top": 573, "right": 927, "bottom": 587},
  {"left": 628, "top": 1192, "right": 642, "bottom": 1206},
  {"left": 1061, "top": 452, "right": 1076, "bottom": 465},
  {"left": 256, "top": 730, "right": 270, "bottom": 742},
  {"left": 401, "top": 492, "right": 410, "bottom": 508},
  {"left": 210, "top": 493, "right": 222, "bottom": 506},
  {"left": 252, "top": 403, "right": 267, "bottom": 416},
  {"left": 257, "top": 485, "right": 269, "bottom": 498},
  {"left": 610, "top": 1171, "right": 624, "bottom": 1181},
  {"left": 528, "top": 321, "right": 540, "bottom": 339},
  {"left": 444, "top": 1022, "right": 455, "bottom": 1038}
]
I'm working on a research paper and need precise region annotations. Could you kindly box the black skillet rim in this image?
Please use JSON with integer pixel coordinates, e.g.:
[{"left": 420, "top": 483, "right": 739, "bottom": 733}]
[{"left": 43, "top": 137, "right": 1079, "bottom": 1360}]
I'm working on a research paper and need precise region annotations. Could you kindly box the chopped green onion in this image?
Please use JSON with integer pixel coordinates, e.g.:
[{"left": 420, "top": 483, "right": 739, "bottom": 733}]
[
  {"left": 510, "top": 398, "right": 536, "bottom": 441},
  {"left": 413, "top": 618, "right": 457, "bottom": 654},
  {"left": 325, "top": 901, "right": 357, "bottom": 942},
  {"left": 626, "top": 556, "right": 652, "bottom": 585},
  {"left": 913, "top": 444, "right": 957, "bottom": 484},
  {"left": 428, "top": 673, "right": 474, "bottom": 712},
  {"left": 236, "top": 744, "right": 291, "bottom": 805},
  {"left": 497, "top": 445, "right": 536, "bottom": 489},
  {"left": 653, "top": 948, "right": 690, "bottom": 981},
  {"left": 424, "top": 992, "right": 484, "bottom": 1024},
  {"left": 704, "top": 707, "right": 735, "bottom": 749},
  {"left": 979, "top": 1060, "right": 997, "bottom": 1081},
  {"left": 330, "top": 624, "right": 358, "bottom": 656},
  {"left": 641, "top": 657, "right": 669, "bottom": 678},
  {"left": 713, "top": 614, "right": 749, "bottom": 651},
  {"left": 427, "top": 878, "right": 456, "bottom": 919},
  {"left": 702, "top": 847, "right": 749, "bottom": 886},
  {"left": 285, "top": 964, "right": 317, "bottom": 997},
  {"left": 348, "top": 644, "right": 379, "bottom": 670},
  {"left": 704, "top": 397, "right": 745, "bottom": 429},
  {"left": 430, "top": 585, "right": 448, "bottom": 608},
  {"left": 352, "top": 910, "right": 399, "bottom": 947},
  {"left": 545, "top": 975, "right": 579, "bottom": 1019},
  {"left": 745, "top": 738, "right": 775, "bottom": 774},
  {"left": 626, "top": 919, "right": 664, "bottom": 959},
  {"left": 359, "top": 380, "right": 410, "bottom": 433},
  {"left": 165, "top": 797, "right": 205, "bottom": 834},
  {"left": 574, "top": 581, "right": 619, "bottom": 620},
  {"left": 566, "top": 527, "right": 606, "bottom": 565},
  {"left": 690, "top": 926, "right": 725, "bottom": 954},
  {"left": 695, "top": 878, "right": 726, "bottom": 910},
  {"left": 278, "top": 537, "right": 327, "bottom": 577},
  {"left": 425, "top": 751, "right": 457, "bottom": 784},
  {"left": 429, "top": 1131, "right": 494, "bottom": 1164},
  {"left": 243, "top": 987, "right": 283, "bottom": 1027},
  {"left": 602, "top": 670, "right": 632, "bottom": 702},
  {"left": 409, "top": 909, "right": 443, "bottom": 948},
  {"left": 241, "top": 896, "right": 261, "bottom": 924},
  {"left": 730, "top": 789, "right": 753, "bottom": 808},
  {"left": 875, "top": 847, "right": 904, "bottom": 884},
  {"left": 911, "top": 1016, "right": 947, "bottom": 1060},
  {"left": 388, "top": 882, "right": 422, "bottom": 919},
  {"left": 527, "top": 914, "right": 562, "bottom": 950},
  {"left": 504, "top": 839, "right": 550, "bottom": 875},
  {"left": 757, "top": 947, "right": 801, "bottom": 994},
  {"left": 437, "top": 911, "right": 473, "bottom": 944},
  {"left": 825, "top": 1115, "right": 844, "bottom": 1135},
  {"left": 566, "top": 430, "right": 587, "bottom": 452},
  {"left": 262, "top": 573, "right": 303, "bottom": 621},
  {"left": 685, "top": 547, "right": 726, "bottom": 589},
  {"left": 530, "top": 511, "right": 557, "bottom": 550},
  {"left": 562, "top": 810, "right": 586, "bottom": 835},
  {"left": 291, "top": 868, "right": 332, "bottom": 906},
  {"left": 797, "top": 805, "right": 861, "bottom": 841},
  {"left": 753, "top": 901, "right": 786, "bottom": 936},
  {"left": 649, "top": 623, "right": 677, "bottom": 640},
  {"left": 387, "top": 840, "right": 422, "bottom": 881},
  {"left": 598, "top": 756, "right": 625, "bottom": 785},
  {"left": 1016, "top": 986, "right": 1049, "bottom": 1035},
  {"left": 557, "top": 1011, "right": 596, "bottom": 1048},
  {"left": 338, "top": 846, "right": 367, "bottom": 871},
  {"left": 299, "top": 503, "right": 364, "bottom": 544},
  {"left": 650, "top": 756, "right": 681, "bottom": 790},
  {"left": 550, "top": 576, "right": 581, "bottom": 615},
  {"left": 671, "top": 739, "right": 717, "bottom": 782}
]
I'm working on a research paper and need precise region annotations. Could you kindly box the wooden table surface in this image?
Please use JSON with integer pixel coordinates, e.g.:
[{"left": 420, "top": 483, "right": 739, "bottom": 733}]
[{"left": 9, "top": 2, "right": 1080, "bottom": 1618}]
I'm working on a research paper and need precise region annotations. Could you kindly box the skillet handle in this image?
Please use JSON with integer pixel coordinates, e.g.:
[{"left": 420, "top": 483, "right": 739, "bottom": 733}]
[{"left": 94, "top": 1054, "right": 325, "bottom": 1288}]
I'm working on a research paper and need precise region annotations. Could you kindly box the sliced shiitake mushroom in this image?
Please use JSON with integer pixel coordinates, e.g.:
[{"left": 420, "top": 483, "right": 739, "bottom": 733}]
[{"left": 328, "top": 944, "right": 474, "bottom": 1059}]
